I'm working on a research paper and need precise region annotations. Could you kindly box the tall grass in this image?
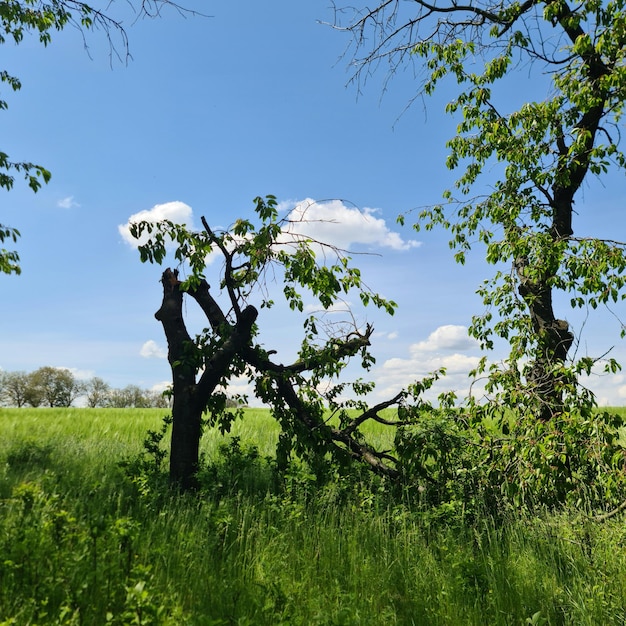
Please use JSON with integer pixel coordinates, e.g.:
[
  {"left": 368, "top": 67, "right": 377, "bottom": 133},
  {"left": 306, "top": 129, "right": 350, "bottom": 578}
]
[{"left": 1, "top": 408, "right": 626, "bottom": 624}]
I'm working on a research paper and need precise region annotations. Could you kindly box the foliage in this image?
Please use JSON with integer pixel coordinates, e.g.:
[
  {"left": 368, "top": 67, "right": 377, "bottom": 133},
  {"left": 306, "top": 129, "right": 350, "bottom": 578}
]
[
  {"left": 107, "top": 384, "right": 169, "bottom": 409},
  {"left": 0, "top": 369, "right": 170, "bottom": 408},
  {"left": 335, "top": 0, "right": 626, "bottom": 420},
  {"left": 0, "top": 0, "right": 201, "bottom": 275},
  {"left": 394, "top": 405, "right": 626, "bottom": 518},
  {"left": 3, "top": 407, "right": 626, "bottom": 625},
  {"left": 0, "top": 224, "right": 23, "bottom": 274},
  {"left": 28, "top": 366, "right": 86, "bottom": 407},
  {"left": 84, "top": 376, "right": 110, "bottom": 408},
  {"left": 0, "top": 370, "right": 31, "bottom": 407},
  {"left": 0, "top": 479, "right": 184, "bottom": 624}
]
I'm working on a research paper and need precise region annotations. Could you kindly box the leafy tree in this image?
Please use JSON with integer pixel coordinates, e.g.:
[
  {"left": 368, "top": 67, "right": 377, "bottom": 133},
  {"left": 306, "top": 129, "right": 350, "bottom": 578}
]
[
  {"left": 29, "top": 366, "right": 85, "bottom": 407},
  {"left": 84, "top": 376, "right": 111, "bottom": 408},
  {"left": 108, "top": 386, "right": 139, "bottom": 408},
  {"left": 24, "top": 372, "right": 44, "bottom": 406},
  {"left": 333, "top": 0, "right": 626, "bottom": 421},
  {"left": 106, "top": 384, "right": 169, "bottom": 408},
  {"left": 108, "top": 384, "right": 149, "bottom": 408},
  {"left": 131, "top": 195, "right": 430, "bottom": 491},
  {"left": 145, "top": 388, "right": 171, "bottom": 408},
  {"left": 0, "top": 370, "right": 31, "bottom": 406},
  {"left": 0, "top": 0, "right": 202, "bottom": 274}
]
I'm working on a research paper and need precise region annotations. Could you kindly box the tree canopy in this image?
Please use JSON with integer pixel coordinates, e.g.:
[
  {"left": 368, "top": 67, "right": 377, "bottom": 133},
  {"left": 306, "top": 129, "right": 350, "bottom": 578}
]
[{"left": 332, "top": 0, "right": 626, "bottom": 420}]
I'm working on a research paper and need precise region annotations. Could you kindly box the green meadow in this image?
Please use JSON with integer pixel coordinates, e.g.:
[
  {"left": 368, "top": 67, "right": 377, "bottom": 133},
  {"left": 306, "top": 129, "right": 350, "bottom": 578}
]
[{"left": 1, "top": 407, "right": 626, "bottom": 625}]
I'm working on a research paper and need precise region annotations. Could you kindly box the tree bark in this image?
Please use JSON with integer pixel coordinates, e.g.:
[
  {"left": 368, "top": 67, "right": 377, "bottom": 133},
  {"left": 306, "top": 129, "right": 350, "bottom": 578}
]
[
  {"left": 155, "top": 269, "right": 200, "bottom": 490},
  {"left": 155, "top": 268, "right": 257, "bottom": 490},
  {"left": 516, "top": 258, "right": 574, "bottom": 420}
]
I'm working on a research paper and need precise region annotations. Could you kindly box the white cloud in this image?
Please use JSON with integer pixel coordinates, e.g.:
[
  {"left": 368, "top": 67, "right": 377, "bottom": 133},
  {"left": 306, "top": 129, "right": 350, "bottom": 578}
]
[
  {"left": 283, "top": 199, "right": 419, "bottom": 252},
  {"left": 380, "top": 352, "right": 480, "bottom": 382},
  {"left": 119, "top": 201, "right": 193, "bottom": 247},
  {"left": 140, "top": 340, "right": 167, "bottom": 359},
  {"left": 412, "top": 325, "right": 478, "bottom": 353},
  {"left": 372, "top": 324, "right": 481, "bottom": 402},
  {"left": 57, "top": 196, "right": 80, "bottom": 209},
  {"left": 373, "top": 326, "right": 626, "bottom": 406},
  {"left": 304, "top": 300, "right": 352, "bottom": 314},
  {"left": 151, "top": 380, "right": 172, "bottom": 394},
  {"left": 580, "top": 370, "right": 626, "bottom": 407},
  {"left": 64, "top": 366, "right": 96, "bottom": 380}
]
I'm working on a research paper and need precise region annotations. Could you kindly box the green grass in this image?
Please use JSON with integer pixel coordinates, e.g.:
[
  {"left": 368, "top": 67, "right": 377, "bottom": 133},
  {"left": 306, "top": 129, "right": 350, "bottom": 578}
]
[{"left": 1, "top": 407, "right": 626, "bottom": 625}]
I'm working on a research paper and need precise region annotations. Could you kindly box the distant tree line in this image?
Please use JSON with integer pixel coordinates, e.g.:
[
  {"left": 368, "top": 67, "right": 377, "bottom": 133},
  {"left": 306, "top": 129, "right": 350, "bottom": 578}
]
[{"left": 0, "top": 367, "right": 170, "bottom": 409}]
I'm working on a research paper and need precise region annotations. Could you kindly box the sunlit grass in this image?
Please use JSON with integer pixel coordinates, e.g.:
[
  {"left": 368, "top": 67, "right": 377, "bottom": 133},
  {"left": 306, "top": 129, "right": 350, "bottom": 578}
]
[{"left": 1, "top": 407, "right": 626, "bottom": 624}]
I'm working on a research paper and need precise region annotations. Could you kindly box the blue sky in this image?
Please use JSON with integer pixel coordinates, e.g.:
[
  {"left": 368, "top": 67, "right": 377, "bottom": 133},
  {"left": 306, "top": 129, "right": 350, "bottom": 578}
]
[{"left": 1, "top": 1, "right": 624, "bottom": 405}]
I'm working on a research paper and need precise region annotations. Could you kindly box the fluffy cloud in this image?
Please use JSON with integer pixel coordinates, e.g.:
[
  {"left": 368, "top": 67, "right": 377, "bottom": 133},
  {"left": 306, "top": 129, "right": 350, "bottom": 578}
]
[
  {"left": 282, "top": 199, "right": 419, "bottom": 252},
  {"left": 64, "top": 366, "right": 96, "bottom": 380},
  {"left": 374, "top": 326, "right": 626, "bottom": 406},
  {"left": 119, "top": 201, "right": 193, "bottom": 247},
  {"left": 119, "top": 198, "right": 416, "bottom": 258},
  {"left": 373, "top": 324, "right": 481, "bottom": 402},
  {"left": 304, "top": 300, "right": 352, "bottom": 314},
  {"left": 140, "top": 340, "right": 167, "bottom": 359},
  {"left": 412, "top": 325, "right": 478, "bottom": 352},
  {"left": 151, "top": 380, "right": 172, "bottom": 394},
  {"left": 580, "top": 370, "right": 626, "bottom": 407}
]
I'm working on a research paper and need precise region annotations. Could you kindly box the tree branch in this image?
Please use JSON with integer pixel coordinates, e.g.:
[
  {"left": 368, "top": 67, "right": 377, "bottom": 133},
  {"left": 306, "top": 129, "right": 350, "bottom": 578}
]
[
  {"left": 273, "top": 374, "right": 401, "bottom": 479},
  {"left": 201, "top": 215, "right": 242, "bottom": 318},
  {"left": 194, "top": 305, "right": 258, "bottom": 407},
  {"left": 186, "top": 279, "right": 228, "bottom": 333},
  {"left": 341, "top": 391, "right": 407, "bottom": 435},
  {"left": 154, "top": 268, "right": 196, "bottom": 398},
  {"left": 241, "top": 324, "right": 373, "bottom": 375}
]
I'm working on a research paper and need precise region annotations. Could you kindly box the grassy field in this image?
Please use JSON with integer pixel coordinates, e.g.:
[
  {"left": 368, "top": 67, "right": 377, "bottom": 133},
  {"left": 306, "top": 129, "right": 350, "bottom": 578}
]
[{"left": 1, "top": 407, "right": 626, "bottom": 625}]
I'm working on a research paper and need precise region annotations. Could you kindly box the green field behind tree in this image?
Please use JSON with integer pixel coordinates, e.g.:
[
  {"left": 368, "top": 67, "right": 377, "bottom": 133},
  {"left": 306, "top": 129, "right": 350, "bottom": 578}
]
[{"left": 1, "top": 407, "right": 626, "bottom": 625}]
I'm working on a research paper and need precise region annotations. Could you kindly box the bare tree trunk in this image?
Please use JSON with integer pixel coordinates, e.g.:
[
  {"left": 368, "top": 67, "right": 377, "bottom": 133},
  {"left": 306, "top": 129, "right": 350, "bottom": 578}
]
[
  {"left": 169, "top": 393, "right": 203, "bottom": 491},
  {"left": 155, "top": 269, "right": 200, "bottom": 489}
]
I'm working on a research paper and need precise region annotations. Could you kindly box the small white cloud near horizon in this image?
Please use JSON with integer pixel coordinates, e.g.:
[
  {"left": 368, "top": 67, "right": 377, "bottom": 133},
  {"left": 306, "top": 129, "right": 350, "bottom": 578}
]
[
  {"left": 373, "top": 325, "right": 626, "bottom": 406},
  {"left": 304, "top": 300, "right": 352, "bottom": 314},
  {"left": 580, "top": 369, "right": 626, "bottom": 407},
  {"left": 373, "top": 324, "right": 481, "bottom": 402},
  {"left": 57, "top": 196, "right": 80, "bottom": 209},
  {"left": 151, "top": 380, "right": 172, "bottom": 394},
  {"left": 282, "top": 199, "right": 420, "bottom": 252},
  {"left": 62, "top": 366, "right": 95, "bottom": 380},
  {"left": 140, "top": 340, "right": 167, "bottom": 359},
  {"left": 119, "top": 201, "right": 194, "bottom": 247}
]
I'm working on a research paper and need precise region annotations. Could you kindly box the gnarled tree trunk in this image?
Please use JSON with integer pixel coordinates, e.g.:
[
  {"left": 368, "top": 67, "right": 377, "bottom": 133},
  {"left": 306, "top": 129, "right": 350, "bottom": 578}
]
[
  {"left": 155, "top": 268, "right": 258, "bottom": 490},
  {"left": 516, "top": 257, "right": 574, "bottom": 421}
]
